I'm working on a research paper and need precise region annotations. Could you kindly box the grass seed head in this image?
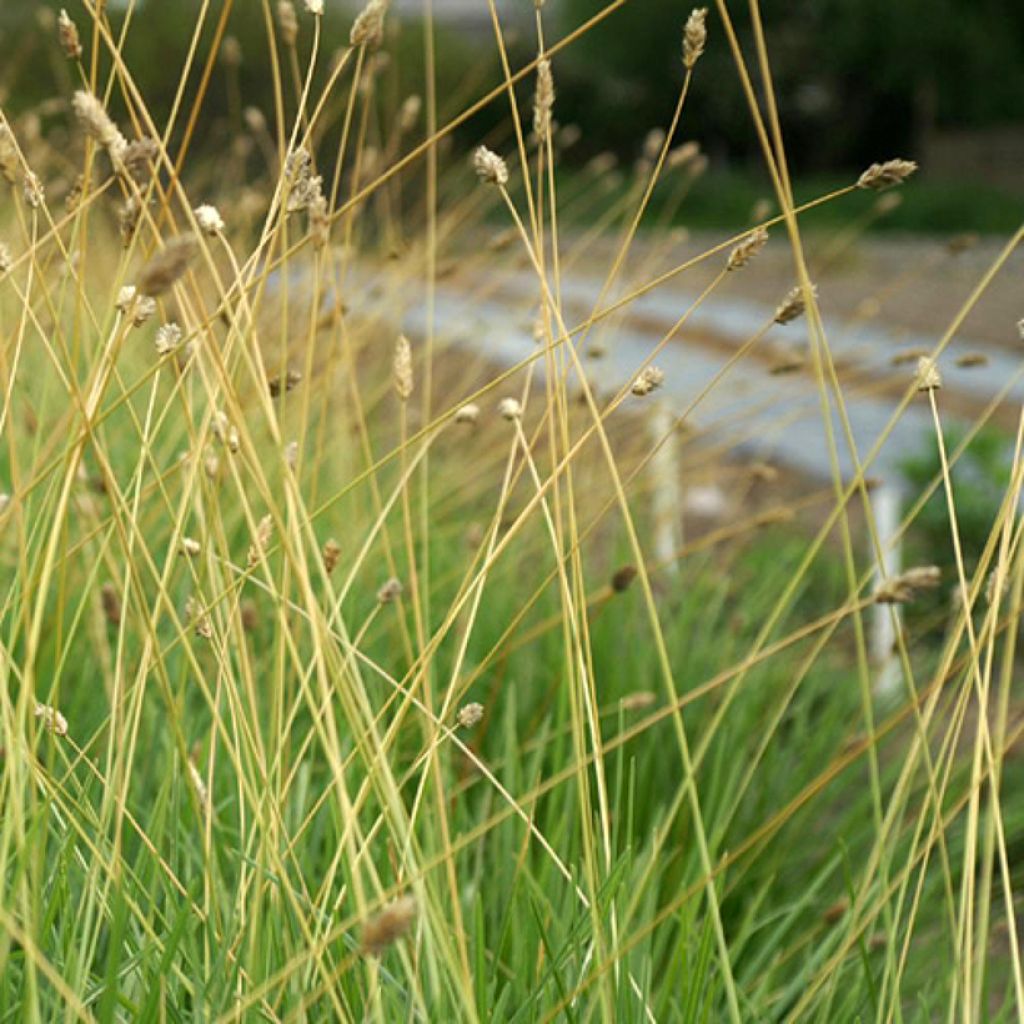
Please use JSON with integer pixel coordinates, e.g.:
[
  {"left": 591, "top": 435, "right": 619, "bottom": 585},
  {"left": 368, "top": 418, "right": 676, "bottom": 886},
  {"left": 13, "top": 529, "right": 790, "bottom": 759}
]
[
  {"left": 361, "top": 896, "right": 416, "bottom": 955},
  {"left": 455, "top": 403, "right": 480, "bottom": 425},
  {"left": 399, "top": 95, "right": 422, "bottom": 133},
  {"left": 0, "top": 242, "right": 10, "bottom": 275},
  {"left": 857, "top": 158, "right": 918, "bottom": 191},
  {"left": 774, "top": 283, "right": 816, "bottom": 325},
  {"left": 498, "top": 396, "right": 522, "bottom": 420},
  {"left": 393, "top": 334, "right": 413, "bottom": 401},
  {"left": 727, "top": 228, "right": 768, "bottom": 270},
  {"left": 533, "top": 58, "right": 555, "bottom": 138},
  {"left": 683, "top": 8, "right": 708, "bottom": 69},
  {"left": 72, "top": 91, "right": 127, "bottom": 167},
  {"left": 194, "top": 204, "right": 224, "bottom": 235},
  {"left": 874, "top": 565, "right": 941, "bottom": 604},
  {"left": 631, "top": 366, "right": 664, "bottom": 397},
  {"left": 305, "top": 0, "right": 324, "bottom": 14},
  {"left": 248, "top": 515, "right": 274, "bottom": 567},
  {"left": 23, "top": 171, "right": 44, "bottom": 209},
  {"left": 155, "top": 322, "right": 182, "bottom": 355},
  {"left": 277, "top": 1, "right": 299, "bottom": 45},
  {"left": 181, "top": 537, "right": 202, "bottom": 557},
  {"left": 323, "top": 538, "right": 341, "bottom": 574},
  {"left": 473, "top": 146, "right": 508, "bottom": 187},
  {"left": 101, "top": 583, "right": 122, "bottom": 625},
  {"left": 58, "top": 10, "right": 82, "bottom": 60},
  {"left": 611, "top": 565, "right": 638, "bottom": 592},
  {"left": 137, "top": 235, "right": 198, "bottom": 296},
  {"left": 34, "top": 703, "right": 68, "bottom": 737},
  {"left": 350, "top": 0, "right": 387, "bottom": 48},
  {"left": 377, "top": 577, "right": 404, "bottom": 604},
  {"left": 0, "top": 126, "right": 18, "bottom": 185},
  {"left": 914, "top": 356, "right": 942, "bottom": 392},
  {"left": 457, "top": 702, "right": 485, "bottom": 728}
]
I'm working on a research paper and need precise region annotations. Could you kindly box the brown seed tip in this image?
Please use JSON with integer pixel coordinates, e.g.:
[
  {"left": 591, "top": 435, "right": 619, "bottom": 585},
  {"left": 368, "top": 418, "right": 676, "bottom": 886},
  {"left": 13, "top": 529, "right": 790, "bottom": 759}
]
[
  {"left": 727, "top": 228, "right": 768, "bottom": 271},
  {"left": 393, "top": 335, "right": 413, "bottom": 401},
  {"left": 361, "top": 896, "right": 417, "bottom": 955},
  {"left": 457, "top": 702, "right": 485, "bottom": 729},
  {"left": 682, "top": 8, "right": 708, "bottom": 69},
  {"left": 874, "top": 565, "right": 941, "bottom": 604},
  {"left": 611, "top": 565, "right": 638, "bottom": 592},
  {"left": 857, "top": 159, "right": 917, "bottom": 191},
  {"left": 914, "top": 356, "right": 942, "bottom": 392},
  {"left": 631, "top": 366, "right": 664, "bottom": 397},
  {"left": 473, "top": 146, "right": 508, "bottom": 187}
]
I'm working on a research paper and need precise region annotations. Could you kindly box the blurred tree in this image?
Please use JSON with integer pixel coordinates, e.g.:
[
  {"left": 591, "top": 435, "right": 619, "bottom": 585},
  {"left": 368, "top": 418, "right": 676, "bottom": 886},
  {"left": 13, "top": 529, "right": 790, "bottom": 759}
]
[{"left": 557, "top": 0, "right": 1024, "bottom": 170}]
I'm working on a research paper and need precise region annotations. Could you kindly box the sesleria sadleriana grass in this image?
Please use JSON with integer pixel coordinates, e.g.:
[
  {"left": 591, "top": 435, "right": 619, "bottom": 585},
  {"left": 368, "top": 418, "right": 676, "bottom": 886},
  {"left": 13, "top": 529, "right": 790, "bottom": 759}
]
[{"left": 0, "top": 1, "right": 1022, "bottom": 1020}]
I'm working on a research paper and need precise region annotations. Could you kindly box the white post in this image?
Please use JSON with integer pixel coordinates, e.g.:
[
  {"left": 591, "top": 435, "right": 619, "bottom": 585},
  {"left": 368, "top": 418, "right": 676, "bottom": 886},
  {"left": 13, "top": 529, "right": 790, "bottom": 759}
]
[
  {"left": 871, "top": 483, "right": 903, "bottom": 699},
  {"left": 650, "top": 399, "right": 682, "bottom": 574}
]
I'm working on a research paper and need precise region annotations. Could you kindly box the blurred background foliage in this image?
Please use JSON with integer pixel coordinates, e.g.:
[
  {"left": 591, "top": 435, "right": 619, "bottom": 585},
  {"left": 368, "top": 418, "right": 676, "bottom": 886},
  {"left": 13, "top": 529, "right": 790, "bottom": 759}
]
[{"left": 2, "top": 0, "right": 1022, "bottom": 231}]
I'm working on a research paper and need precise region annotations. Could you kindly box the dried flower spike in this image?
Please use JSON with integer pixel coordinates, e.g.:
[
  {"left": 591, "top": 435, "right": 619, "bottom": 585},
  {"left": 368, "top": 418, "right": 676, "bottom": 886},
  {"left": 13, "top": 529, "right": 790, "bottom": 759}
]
[
  {"left": 915, "top": 356, "right": 942, "bottom": 392},
  {"left": 58, "top": 10, "right": 82, "bottom": 60},
  {"left": 393, "top": 335, "right": 413, "bottom": 401},
  {"left": 361, "top": 896, "right": 416, "bottom": 955},
  {"left": 457, "top": 702, "right": 485, "bottom": 729},
  {"left": 34, "top": 703, "right": 68, "bottom": 737},
  {"left": 857, "top": 159, "right": 918, "bottom": 191},
  {"left": 631, "top": 366, "right": 664, "bottom": 397},
  {"left": 0, "top": 242, "right": 11, "bottom": 276},
  {"left": 682, "top": 8, "right": 708, "bottom": 69},
  {"left": 305, "top": 0, "right": 324, "bottom": 14},
  {"left": 727, "top": 228, "right": 768, "bottom": 271},
  {"left": 377, "top": 577, "right": 403, "bottom": 604},
  {"left": 181, "top": 537, "right": 202, "bottom": 557},
  {"left": 473, "top": 146, "right": 508, "bottom": 187},
  {"left": 874, "top": 565, "right": 941, "bottom": 604}
]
